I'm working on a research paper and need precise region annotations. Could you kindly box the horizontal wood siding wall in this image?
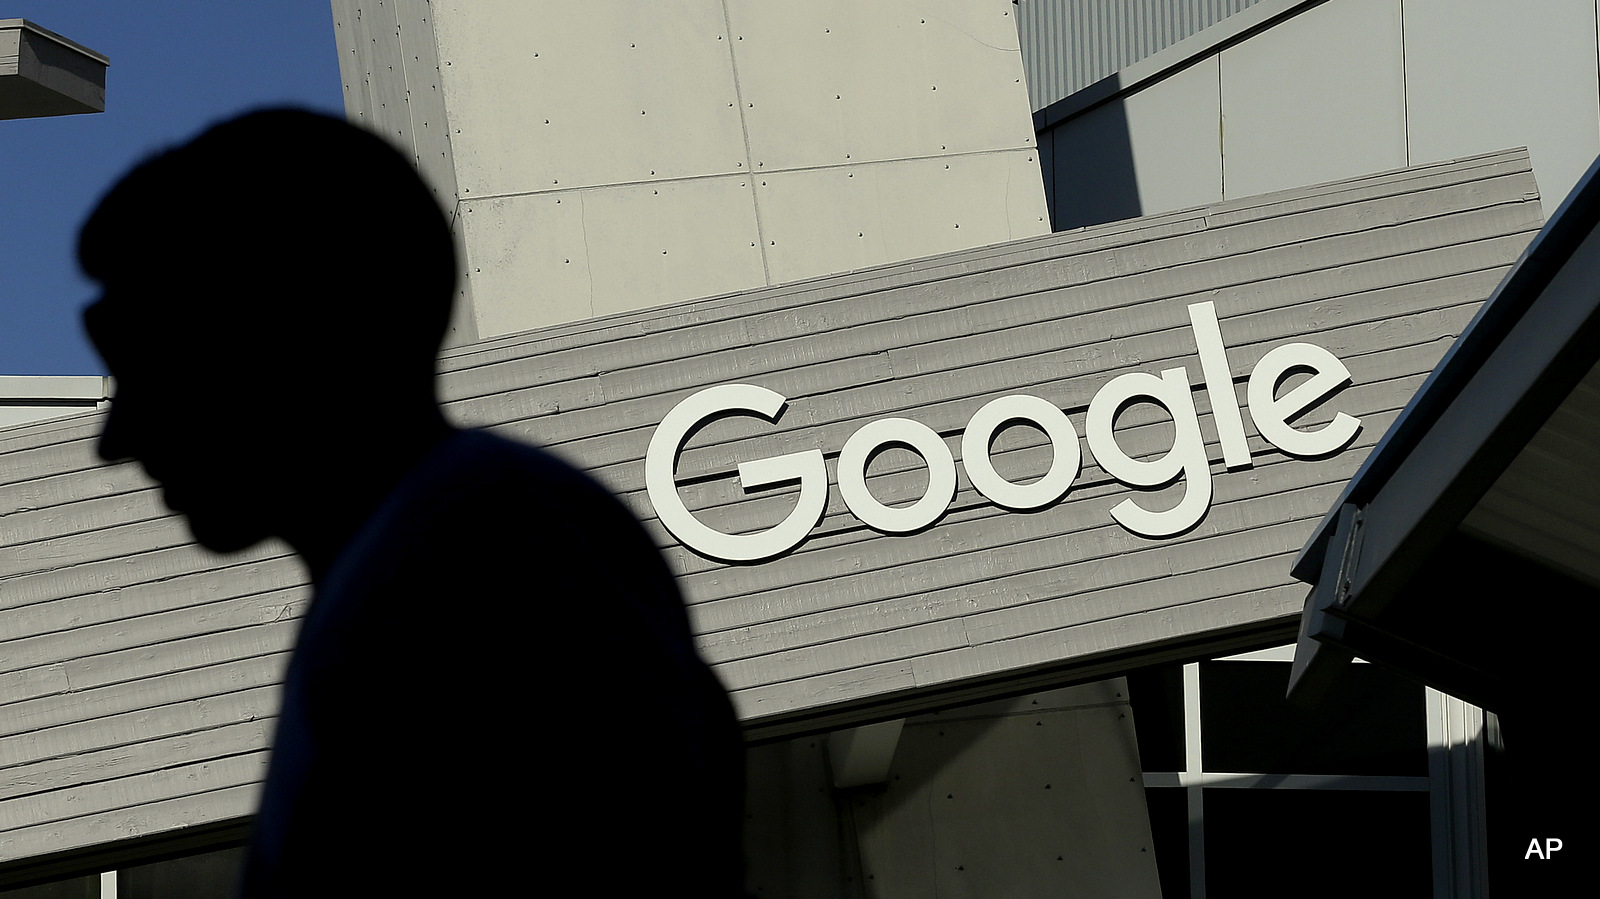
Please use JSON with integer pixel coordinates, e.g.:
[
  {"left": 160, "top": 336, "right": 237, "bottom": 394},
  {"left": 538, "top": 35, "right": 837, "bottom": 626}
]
[{"left": 0, "top": 149, "right": 1541, "bottom": 871}]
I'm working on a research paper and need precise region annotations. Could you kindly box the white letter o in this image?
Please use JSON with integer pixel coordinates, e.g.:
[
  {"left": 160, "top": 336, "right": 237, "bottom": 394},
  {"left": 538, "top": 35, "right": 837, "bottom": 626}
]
[
  {"left": 961, "top": 395, "right": 1081, "bottom": 510},
  {"left": 838, "top": 418, "right": 956, "bottom": 534}
]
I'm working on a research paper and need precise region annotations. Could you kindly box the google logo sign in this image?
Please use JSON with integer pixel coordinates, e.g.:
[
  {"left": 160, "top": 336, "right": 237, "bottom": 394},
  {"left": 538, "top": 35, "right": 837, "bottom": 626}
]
[{"left": 647, "top": 302, "right": 1360, "bottom": 562}]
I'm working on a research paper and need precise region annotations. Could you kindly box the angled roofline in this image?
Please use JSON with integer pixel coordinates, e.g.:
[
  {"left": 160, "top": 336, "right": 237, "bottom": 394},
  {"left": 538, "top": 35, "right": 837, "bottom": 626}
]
[{"left": 0, "top": 20, "right": 109, "bottom": 66}]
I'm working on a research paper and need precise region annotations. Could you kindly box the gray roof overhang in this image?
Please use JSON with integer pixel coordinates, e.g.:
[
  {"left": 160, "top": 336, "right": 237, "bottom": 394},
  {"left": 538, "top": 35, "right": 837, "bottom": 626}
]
[
  {"left": 0, "top": 19, "right": 107, "bottom": 120},
  {"left": 1289, "top": 153, "right": 1600, "bottom": 708}
]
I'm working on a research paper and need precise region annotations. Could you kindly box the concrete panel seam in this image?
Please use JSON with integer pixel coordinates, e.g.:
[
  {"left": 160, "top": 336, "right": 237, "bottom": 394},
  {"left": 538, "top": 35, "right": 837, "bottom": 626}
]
[
  {"left": 395, "top": 0, "right": 460, "bottom": 222},
  {"left": 454, "top": 146, "right": 1044, "bottom": 205},
  {"left": 1218, "top": 46, "right": 1227, "bottom": 199},
  {"left": 577, "top": 192, "right": 596, "bottom": 319},
  {"left": 1399, "top": 0, "right": 1411, "bottom": 168},
  {"left": 718, "top": 0, "right": 772, "bottom": 284}
]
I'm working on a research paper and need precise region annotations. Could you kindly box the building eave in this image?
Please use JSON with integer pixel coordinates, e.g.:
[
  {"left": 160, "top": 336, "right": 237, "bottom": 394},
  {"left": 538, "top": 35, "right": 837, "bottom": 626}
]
[{"left": 1290, "top": 152, "right": 1600, "bottom": 705}]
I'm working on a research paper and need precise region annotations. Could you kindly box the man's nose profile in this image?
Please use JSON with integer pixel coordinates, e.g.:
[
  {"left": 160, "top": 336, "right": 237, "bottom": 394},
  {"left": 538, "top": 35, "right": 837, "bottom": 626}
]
[{"left": 79, "top": 108, "right": 746, "bottom": 898}]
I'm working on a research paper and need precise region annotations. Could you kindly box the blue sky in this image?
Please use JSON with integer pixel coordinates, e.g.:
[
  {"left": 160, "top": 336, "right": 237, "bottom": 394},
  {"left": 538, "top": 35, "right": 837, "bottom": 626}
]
[{"left": 1, "top": 2, "right": 344, "bottom": 375}]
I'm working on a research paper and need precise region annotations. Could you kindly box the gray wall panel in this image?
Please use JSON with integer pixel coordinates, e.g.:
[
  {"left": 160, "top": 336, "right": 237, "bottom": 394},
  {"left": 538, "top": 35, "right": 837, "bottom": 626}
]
[
  {"left": 0, "top": 723, "right": 268, "bottom": 810},
  {"left": 1219, "top": 0, "right": 1407, "bottom": 198},
  {"left": 420, "top": 2, "right": 1048, "bottom": 339},
  {"left": 1124, "top": 54, "right": 1223, "bottom": 214},
  {"left": 1402, "top": 0, "right": 1600, "bottom": 213},
  {"left": 0, "top": 785, "right": 260, "bottom": 864},
  {"left": 727, "top": 2, "right": 1036, "bottom": 168},
  {"left": 0, "top": 150, "right": 1539, "bottom": 870},
  {"left": 0, "top": 687, "right": 281, "bottom": 772},
  {"left": 1033, "top": 0, "right": 1599, "bottom": 229},
  {"left": 0, "top": 748, "right": 268, "bottom": 836}
]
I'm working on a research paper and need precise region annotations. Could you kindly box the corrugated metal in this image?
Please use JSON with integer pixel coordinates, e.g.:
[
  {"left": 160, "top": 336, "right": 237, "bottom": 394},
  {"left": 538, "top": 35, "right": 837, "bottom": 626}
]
[
  {"left": 1015, "top": 0, "right": 1262, "bottom": 110},
  {"left": 0, "top": 150, "right": 1539, "bottom": 874}
]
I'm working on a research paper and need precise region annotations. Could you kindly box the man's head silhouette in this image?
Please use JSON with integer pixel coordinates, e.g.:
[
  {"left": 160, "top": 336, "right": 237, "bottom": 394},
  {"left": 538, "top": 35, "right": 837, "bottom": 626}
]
[
  {"left": 81, "top": 109, "right": 458, "bottom": 571},
  {"left": 77, "top": 108, "right": 745, "bottom": 899}
]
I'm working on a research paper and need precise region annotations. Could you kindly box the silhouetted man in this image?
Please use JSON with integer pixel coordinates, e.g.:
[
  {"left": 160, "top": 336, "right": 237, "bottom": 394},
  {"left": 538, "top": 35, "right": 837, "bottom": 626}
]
[{"left": 80, "top": 109, "right": 745, "bottom": 897}]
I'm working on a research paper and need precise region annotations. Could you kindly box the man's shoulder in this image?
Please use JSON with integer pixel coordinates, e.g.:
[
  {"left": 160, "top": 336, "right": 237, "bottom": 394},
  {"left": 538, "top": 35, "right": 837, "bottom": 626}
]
[
  {"left": 327, "top": 426, "right": 672, "bottom": 603},
  {"left": 440, "top": 427, "right": 581, "bottom": 474},
  {"left": 422, "top": 428, "right": 611, "bottom": 504},
  {"left": 384, "top": 428, "right": 654, "bottom": 555}
]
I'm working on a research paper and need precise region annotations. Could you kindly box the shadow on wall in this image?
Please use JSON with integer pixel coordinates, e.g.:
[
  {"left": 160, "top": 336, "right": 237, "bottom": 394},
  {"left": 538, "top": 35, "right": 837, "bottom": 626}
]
[{"left": 1037, "top": 75, "right": 1143, "bottom": 231}]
